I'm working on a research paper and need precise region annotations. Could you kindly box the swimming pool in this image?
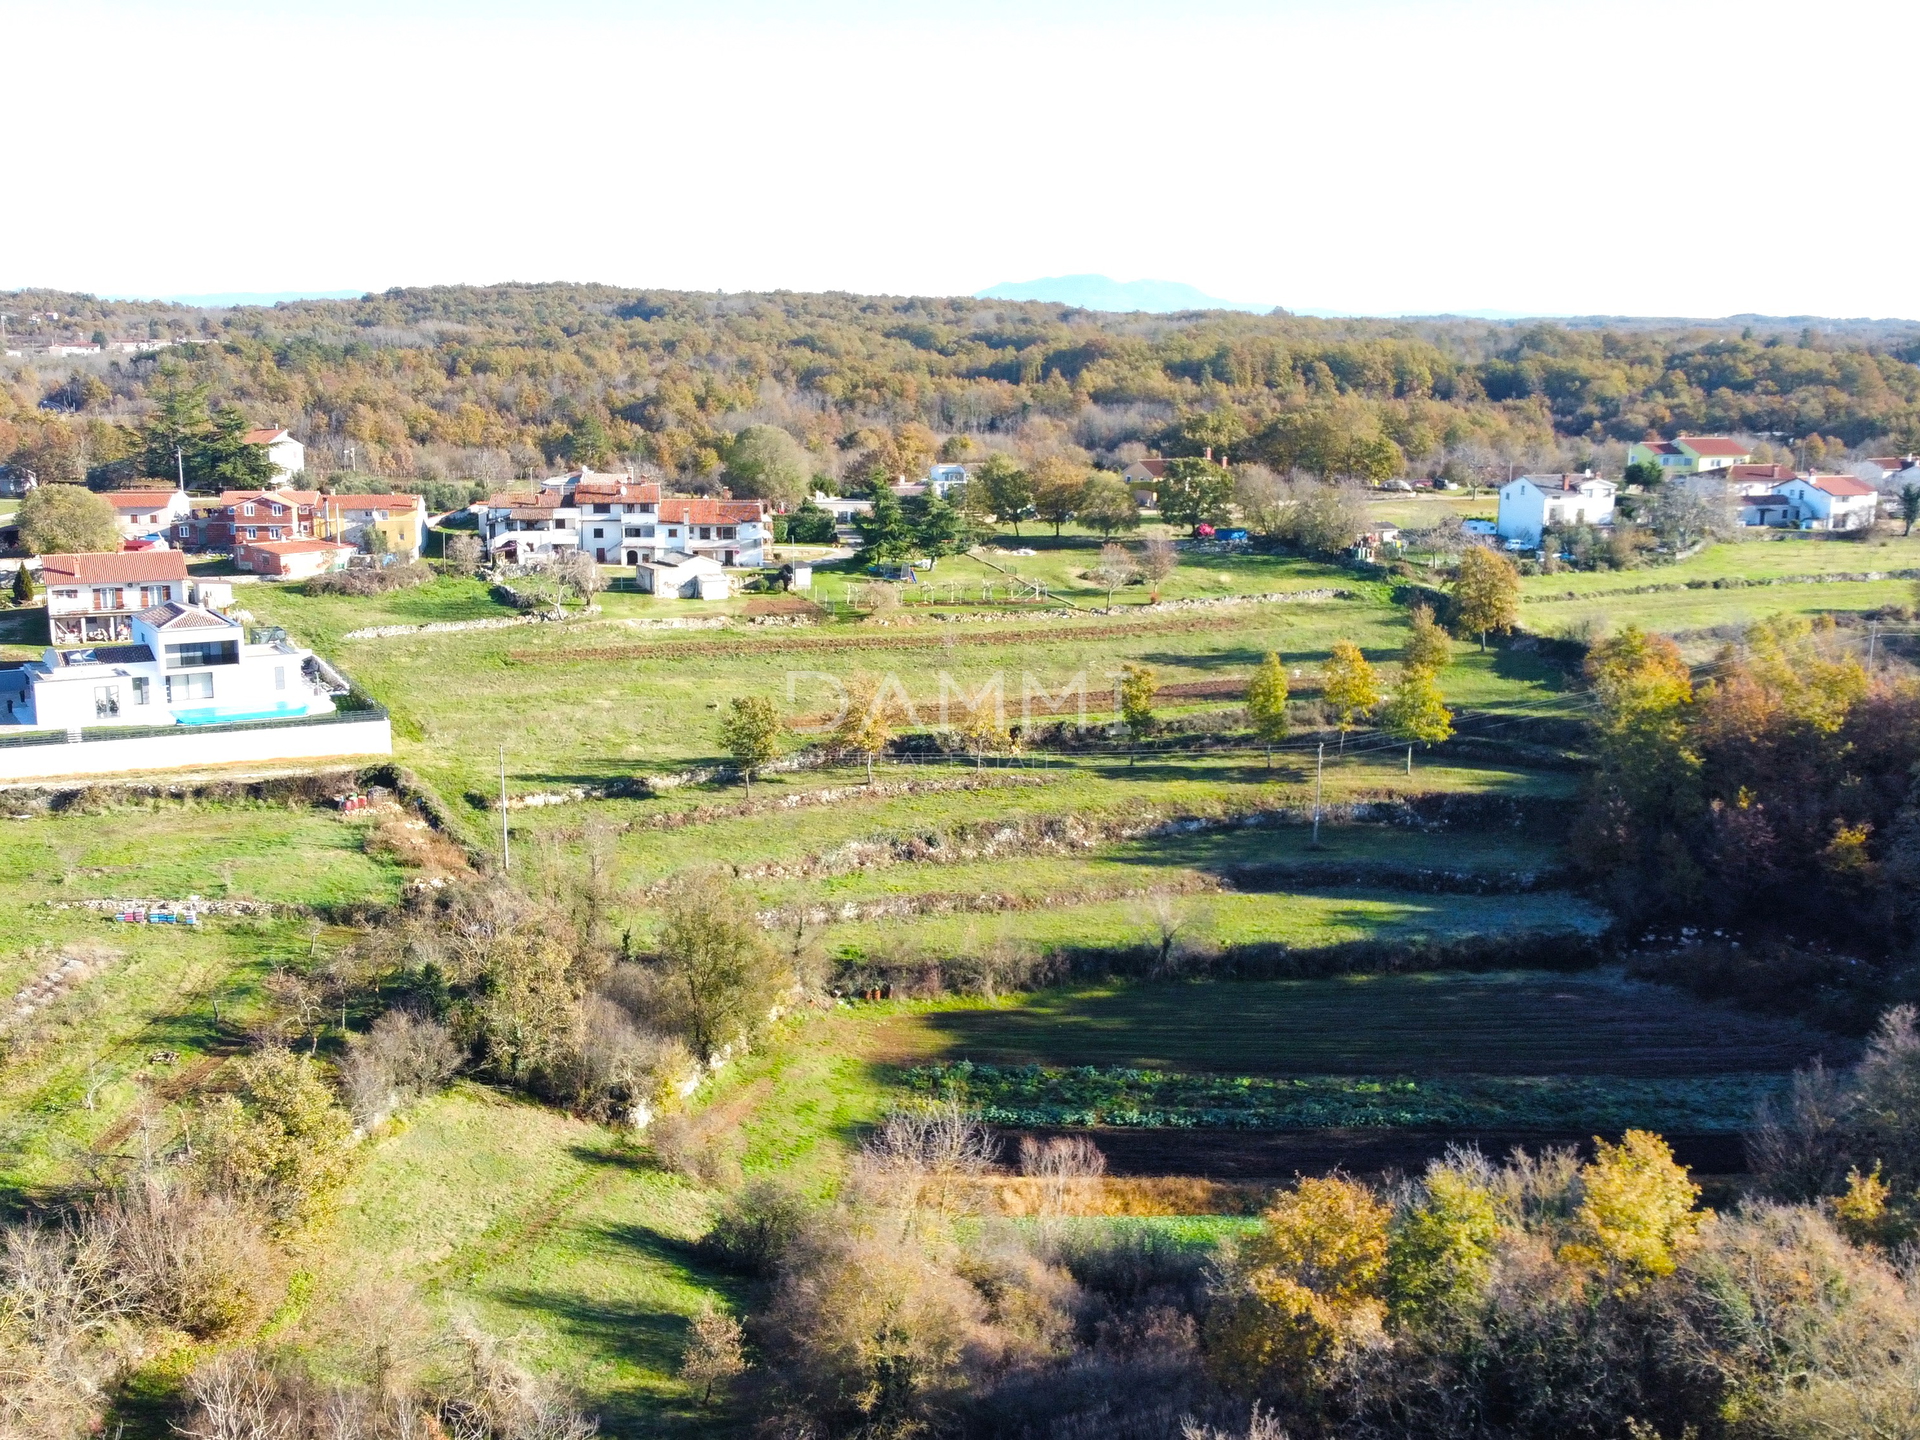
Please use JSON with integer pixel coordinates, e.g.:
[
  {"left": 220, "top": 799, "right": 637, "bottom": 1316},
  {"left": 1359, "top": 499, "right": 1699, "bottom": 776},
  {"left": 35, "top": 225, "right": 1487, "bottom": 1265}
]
[{"left": 170, "top": 701, "right": 328, "bottom": 725}]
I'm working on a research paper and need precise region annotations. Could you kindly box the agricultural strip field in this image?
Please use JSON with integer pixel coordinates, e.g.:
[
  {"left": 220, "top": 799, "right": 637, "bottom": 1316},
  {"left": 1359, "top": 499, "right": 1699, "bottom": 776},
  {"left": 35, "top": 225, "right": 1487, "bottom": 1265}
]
[{"left": 864, "top": 972, "right": 1846, "bottom": 1077}]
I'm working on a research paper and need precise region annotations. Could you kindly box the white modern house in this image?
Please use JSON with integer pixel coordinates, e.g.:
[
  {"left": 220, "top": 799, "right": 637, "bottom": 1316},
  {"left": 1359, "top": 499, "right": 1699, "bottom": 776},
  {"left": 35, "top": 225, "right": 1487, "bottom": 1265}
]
[
  {"left": 42, "top": 551, "right": 190, "bottom": 647},
  {"left": 1495, "top": 473, "right": 1617, "bottom": 547},
  {"left": 105, "top": 489, "right": 193, "bottom": 543},
  {"left": 1774, "top": 474, "right": 1879, "bottom": 531},
  {"left": 1, "top": 601, "right": 336, "bottom": 730},
  {"left": 244, "top": 428, "right": 306, "bottom": 486}
]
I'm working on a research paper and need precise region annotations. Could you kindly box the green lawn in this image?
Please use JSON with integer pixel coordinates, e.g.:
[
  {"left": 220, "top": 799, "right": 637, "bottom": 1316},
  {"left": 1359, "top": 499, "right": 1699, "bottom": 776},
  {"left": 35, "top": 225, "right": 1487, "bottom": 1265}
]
[
  {"left": 869, "top": 970, "right": 1846, "bottom": 1077},
  {"left": 824, "top": 886, "right": 1606, "bottom": 961},
  {"left": 1525, "top": 579, "right": 1912, "bottom": 642}
]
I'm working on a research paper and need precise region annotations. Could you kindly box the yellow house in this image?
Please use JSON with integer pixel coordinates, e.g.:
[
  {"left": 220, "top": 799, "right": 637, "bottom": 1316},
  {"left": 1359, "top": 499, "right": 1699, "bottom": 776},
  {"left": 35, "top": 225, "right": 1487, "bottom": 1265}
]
[{"left": 1628, "top": 435, "right": 1752, "bottom": 478}]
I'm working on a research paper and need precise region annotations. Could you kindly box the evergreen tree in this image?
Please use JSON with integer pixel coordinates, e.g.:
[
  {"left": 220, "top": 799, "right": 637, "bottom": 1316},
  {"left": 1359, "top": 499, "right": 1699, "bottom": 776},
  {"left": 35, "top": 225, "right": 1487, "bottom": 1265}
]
[{"left": 855, "top": 481, "right": 916, "bottom": 563}]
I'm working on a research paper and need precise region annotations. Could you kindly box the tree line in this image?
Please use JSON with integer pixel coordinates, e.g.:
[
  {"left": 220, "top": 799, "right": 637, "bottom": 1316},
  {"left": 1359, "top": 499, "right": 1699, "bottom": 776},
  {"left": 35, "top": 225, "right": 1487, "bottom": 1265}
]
[{"left": 4, "top": 286, "right": 1917, "bottom": 508}]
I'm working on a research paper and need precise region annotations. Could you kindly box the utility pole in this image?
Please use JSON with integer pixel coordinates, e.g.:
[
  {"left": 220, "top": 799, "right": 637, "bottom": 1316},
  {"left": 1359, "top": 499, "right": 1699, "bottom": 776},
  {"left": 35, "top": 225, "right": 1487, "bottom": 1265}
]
[
  {"left": 1868, "top": 619, "right": 1879, "bottom": 670},
  {"left": 499, "top": 744, "right": 511, "bottom": 871},
  {"left": 1312, "top": 741, "right": 1324, "bottom": 847},
  {"left": 1406, "top": 743, "right": 1413, "bottom": 775},
  {"left": 175, "top": 444, "right": 186, "bottom": 492}
]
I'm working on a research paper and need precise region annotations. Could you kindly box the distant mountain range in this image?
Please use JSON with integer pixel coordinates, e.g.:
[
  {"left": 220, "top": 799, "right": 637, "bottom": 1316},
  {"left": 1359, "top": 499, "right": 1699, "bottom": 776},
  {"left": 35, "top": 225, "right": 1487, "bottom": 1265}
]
[{"left": 975, "top": 275, "right": 1278, "bottom": 315}]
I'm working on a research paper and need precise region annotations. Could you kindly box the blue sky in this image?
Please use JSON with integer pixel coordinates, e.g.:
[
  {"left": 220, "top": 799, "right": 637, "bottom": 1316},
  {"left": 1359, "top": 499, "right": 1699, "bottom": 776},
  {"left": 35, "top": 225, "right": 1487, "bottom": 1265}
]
[{"left": 9, "top": 0, "right": 1918, "bottom": 317}]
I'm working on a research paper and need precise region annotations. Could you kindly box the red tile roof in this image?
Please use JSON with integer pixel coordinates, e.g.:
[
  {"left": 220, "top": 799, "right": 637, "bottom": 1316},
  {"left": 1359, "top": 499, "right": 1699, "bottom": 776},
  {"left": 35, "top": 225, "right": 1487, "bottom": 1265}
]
[
  {"left": 244, "top": 538, "right": 354, "bottom": 555},
  {"left": 572, "top": 479, "right": 661, "bottom": 502},
  {"left": 656, "top": 499, "right": 766, "bottom": 525},
  {"left": 244, "top": 428, "right": 291, "bottom": 445},
  {"left": 1726, "top": 464, "right": 1795, "bottom": 483},
  {"left": 106, "top": 490, "right": 184, "bottom": 510},
  {"left": 1803, "top": 474, "right": 1876, "bottom": 497},
  {"left": 1639, "top": 440, "right": 1680, "bottom": 456},
  {"left": 39, "top": 551, "right": 188, "bottom": 585},
  {"left": 325, "top": 493, "right": 423, "bottom": 512},
  {"left": 135, "top": 601, "right": 233, "bottom": 629},
  {"left": 1677, "top": 436, "right": 1750, "bottom": 457},
  {"left": 218, "top": 489, "right": 321, "bottom": 508},
  {"left": 485, "top": 490, "right": 558, "bottom": 510}
]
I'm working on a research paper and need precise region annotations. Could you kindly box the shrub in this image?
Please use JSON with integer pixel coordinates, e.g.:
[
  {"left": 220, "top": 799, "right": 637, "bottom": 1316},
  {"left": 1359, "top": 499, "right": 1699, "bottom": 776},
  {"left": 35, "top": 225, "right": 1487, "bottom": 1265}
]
[
  {"left": 702, "top": 1176, "right": 817, "bottom": 1275},
  {"left": 340, "top": 1007, "right": 464, "bottom": 1126},
  {"left": 304, "top": 561, "right": 433, "bottom": 596},
  {"left": 191, "top": 1047, "right": 355, "bottom": 1224}
]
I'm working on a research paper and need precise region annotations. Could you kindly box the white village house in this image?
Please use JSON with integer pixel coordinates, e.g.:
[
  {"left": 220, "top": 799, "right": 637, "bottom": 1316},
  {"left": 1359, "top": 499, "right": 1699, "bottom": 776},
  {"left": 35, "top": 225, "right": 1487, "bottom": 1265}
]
[
  {"left": 42, "top": 551, "right": 189, "bottom": 647},
  {"left": 105, "top": 488, "right": 193, "bottom": 544},
  {"left": 244, "top": 428, "right": 306, "bottom": 487},
  {"left": 0, "top": 601, "right": 336, "bottom": 730},
  {"left": 1496, "top": 473, "right": 1617, "bottom": 547},
  {"left": 1773, "top": 473, "right": 1879, "bottom": 531}
]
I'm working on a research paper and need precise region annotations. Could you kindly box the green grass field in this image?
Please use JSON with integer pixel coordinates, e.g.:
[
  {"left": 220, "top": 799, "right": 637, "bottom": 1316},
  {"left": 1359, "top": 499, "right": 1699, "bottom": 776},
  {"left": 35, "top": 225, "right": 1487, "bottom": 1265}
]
[{"left": 0, "top": 803, "right": 407, "bottom": 1194}]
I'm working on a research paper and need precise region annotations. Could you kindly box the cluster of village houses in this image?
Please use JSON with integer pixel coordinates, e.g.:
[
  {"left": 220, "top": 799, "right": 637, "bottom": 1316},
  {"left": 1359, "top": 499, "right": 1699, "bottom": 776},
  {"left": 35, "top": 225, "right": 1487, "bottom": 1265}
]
[
  {"left": 1482, "top": 436, "right": 1915, "bottom": 550},
  {"left": 7, "top": 423, "right": 1920, "bottom": 734}
]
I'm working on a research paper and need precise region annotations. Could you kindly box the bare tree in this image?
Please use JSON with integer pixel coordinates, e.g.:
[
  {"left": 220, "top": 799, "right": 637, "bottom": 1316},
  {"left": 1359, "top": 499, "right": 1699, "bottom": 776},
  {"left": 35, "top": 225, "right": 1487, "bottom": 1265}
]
[
  {"left": 858, "top": 1099, "right": 999, "bottom": 1216},
  {"left": 1092, "top": 542, "right": 1138, "bottom": 610},
  {"left": 1018, "top": 1134, "right": 1107, "bottom": 1216},
  {"left": 1137, "top": 535, "right": 1179, "bottom": 600}
]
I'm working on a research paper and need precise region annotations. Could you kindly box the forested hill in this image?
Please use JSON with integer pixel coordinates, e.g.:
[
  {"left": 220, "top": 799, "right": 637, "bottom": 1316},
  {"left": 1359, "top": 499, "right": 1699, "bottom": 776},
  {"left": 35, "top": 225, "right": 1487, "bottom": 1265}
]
[{"left": 4, "top": 283, "right": 1919, "bottom": 491}]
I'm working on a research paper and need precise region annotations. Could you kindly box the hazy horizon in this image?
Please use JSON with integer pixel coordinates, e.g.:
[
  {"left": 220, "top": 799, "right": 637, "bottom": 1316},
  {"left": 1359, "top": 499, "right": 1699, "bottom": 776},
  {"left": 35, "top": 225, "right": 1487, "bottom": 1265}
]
[{"left": 7, "top": 0, "right": 1916, "bottom": 319}]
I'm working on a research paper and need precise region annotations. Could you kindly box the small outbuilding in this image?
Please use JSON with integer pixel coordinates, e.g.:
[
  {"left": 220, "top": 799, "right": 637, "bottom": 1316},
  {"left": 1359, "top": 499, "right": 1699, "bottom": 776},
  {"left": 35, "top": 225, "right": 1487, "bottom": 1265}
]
[
  {"left": 634, "top": 552, "right": 730, "bottom": 599},
  {"left": 240, "top": 538, "right": 355, "bottom": 578}
]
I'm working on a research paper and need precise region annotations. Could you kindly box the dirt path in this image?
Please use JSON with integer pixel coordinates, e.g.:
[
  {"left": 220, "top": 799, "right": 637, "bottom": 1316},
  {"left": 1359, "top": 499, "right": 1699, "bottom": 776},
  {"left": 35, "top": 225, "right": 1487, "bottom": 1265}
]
[{"left": 90, "top": 1051, "right": 229, "bottom": 1156}]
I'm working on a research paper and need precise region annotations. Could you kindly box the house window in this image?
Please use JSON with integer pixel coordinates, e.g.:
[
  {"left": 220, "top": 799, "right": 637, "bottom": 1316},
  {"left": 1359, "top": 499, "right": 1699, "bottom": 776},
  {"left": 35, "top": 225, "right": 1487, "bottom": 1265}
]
[
  {"left": 269, "top": 527, "right": 283, "bottom": 539},
  {"left": 593, "top": 503, "right": 611, "bottom": 513},
  {"left": 54, "top": 589, "right": 78, "bottom": 602},
  {"left": 698, "top": 527, "right": 712, "bottom": 539},
  {"left": 177, "top": 525, "right": 190, "bottom": 537},
  {"left": 93, "top": 587, "right": 125, "bottom": 612},
  {"left": 165, "top": 639, "right": 238, "bottom": 669},
  {"left": 93, "top": 685, "right": 120, "bottom": 718},
  {"left": 132, "top": 677, "right": 149, "bottom": 705},
  {"left": 668, "top": 528, "right": 680, "bottom": 538},
  {"left": 270, "top": 504, "right": 284, "bottom": 516},
  {"left": 719, "top": 526, "right": 737, "bottom": 539},
  {"left": 246, "top": 527, "right": 258, "bottom": 540},
  {"left": 165, "top": 671, "right": 214, "bottom": 703},
  {"left": 243, "top": 503, "right": 256, "bottom": 515},
  {"left": 592, "top": 527, "right": 604, "bottom": 538}
]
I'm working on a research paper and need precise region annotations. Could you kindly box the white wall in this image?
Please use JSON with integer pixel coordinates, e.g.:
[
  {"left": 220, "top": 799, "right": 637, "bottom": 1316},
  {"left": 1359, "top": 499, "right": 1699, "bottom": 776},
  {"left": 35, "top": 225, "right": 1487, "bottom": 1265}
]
[{"left": 0, "top": 716, "right": 391, "bottom": 782}]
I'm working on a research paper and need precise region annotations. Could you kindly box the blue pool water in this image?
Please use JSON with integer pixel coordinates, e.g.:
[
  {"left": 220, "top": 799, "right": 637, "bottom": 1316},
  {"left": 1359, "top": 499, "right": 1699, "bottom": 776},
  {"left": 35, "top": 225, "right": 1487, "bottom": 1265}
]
[{"left": 171, "top": 701, "right": 322, "bottom": 726}]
